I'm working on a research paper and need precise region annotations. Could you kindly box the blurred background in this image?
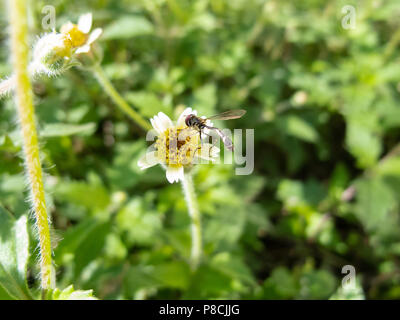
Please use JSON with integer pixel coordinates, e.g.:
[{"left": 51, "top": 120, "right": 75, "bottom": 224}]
[{"left": 1, "top": 0, "right": 400, "bottom": 299}]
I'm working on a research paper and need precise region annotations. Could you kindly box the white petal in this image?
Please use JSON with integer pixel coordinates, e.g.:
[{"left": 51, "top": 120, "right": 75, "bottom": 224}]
[
  {"left": 152, "top": 112, "right": 173, "bottom": 134},
  {"left": 138, "top": 151, "right": 159, "bottom": 170},
  {"left": 177, "top": 107, "right": 197, "bottom": 127},
  {"left": 150, "top": 118, "right": 162, "bottom": 134},
  {"left": 87, "top": 28, "right": 102, "bottom": 44},
  {"left": 78, "top": 13, "right": 92, "bottom": 34},
  {"left": 75, "top": 45, "right": 90, "bottom": 54},
  {"left": 166, "top": 166, "right": 184, "bottom": 183}
]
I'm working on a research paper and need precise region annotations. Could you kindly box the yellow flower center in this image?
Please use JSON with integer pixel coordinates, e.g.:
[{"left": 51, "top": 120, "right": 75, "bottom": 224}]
[
  {"left": 155, "top": 127, "right": 201, "bottom": 167},
  {"left": 55, "top": 35, "right": 73, "bottom": 58},
  {"left": 61, "top": 23, "right": 88, "bottom": 47}
]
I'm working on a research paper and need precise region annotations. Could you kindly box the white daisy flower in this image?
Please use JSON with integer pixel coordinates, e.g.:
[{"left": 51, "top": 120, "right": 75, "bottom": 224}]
[
  {"left": 60, "top": 13, "right": 102, "bottom": 55},
  {"left": 138, "top": 107, "right": 220, "bottom": 183}
]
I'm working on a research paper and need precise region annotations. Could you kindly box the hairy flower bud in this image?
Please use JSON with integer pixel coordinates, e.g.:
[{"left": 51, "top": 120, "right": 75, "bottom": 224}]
[{"left": 31, "top": 33, "right": 73, "bottom": 76}]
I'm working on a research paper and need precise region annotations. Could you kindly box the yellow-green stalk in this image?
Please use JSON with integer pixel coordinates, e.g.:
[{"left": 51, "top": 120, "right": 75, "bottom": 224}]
[
  {"left": 8, "top": 0, "right": 53, "bottom": 294},
  {"left": 91, "top": 64, "right": 152, "bottom": 132}
]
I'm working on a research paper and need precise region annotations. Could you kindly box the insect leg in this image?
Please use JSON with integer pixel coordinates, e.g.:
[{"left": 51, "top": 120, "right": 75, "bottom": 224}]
[{"left": 199, "top": 128, "right": 218, "bottom": 157}]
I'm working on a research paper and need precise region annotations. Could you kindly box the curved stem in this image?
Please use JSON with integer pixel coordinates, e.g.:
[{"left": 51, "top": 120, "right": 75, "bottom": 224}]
[
  {"left": 181, "top": 172, "right": 202, "bottom": 270},
  {"left": 384, "top": 27, "right": 400, "bottom": 59},
  {"left": 8, "top": 0, "right": 54, "bottom": 296},
  {"left": 90, "top": 64, "right": 152, "bottom": 132}
]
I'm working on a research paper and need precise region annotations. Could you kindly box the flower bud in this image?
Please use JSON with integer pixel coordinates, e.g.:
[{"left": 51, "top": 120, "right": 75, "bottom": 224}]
[{"left": 31, "top": 33, "right": 73, "bottom": 76}]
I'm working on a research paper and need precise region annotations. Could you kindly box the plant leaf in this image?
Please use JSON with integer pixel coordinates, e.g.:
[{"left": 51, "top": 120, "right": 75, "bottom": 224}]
[
  {"left": 0, "top": 207, "right": 32, "bottom": 300},
  {"left": 102, "top": 16, "right": 154, "bottom": 40},
  {"left": 51, "top": 285, "right": 97, "bottom": 300},
  {"left": 40, "top": 123, "right": 96, "bottom": 137},
  {"left": 54, "top": 217, "right": 111, "bottom": 277}
]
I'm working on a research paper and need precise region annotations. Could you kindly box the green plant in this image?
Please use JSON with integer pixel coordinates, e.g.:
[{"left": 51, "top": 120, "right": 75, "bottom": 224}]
[{"left": 2, "top": 0, "right": 400, "bottom": 300}]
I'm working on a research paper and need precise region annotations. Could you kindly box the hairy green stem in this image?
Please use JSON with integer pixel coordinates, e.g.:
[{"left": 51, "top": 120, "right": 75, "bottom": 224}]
[
  {"left": 8, "top": 0, "right": 53, "bottom": 296},
  {"left": 91, "top": 64, "right": 152, "bottom": 132},
  {"left": 181, "top": 173, "right": 202, "bottom": 270}
]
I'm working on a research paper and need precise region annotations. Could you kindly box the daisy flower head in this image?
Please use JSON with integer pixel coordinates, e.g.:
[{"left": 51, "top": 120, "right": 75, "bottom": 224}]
[
  {"left": 60, "top": 13, "right": 102, "bottom": 56},
  {"left": 30, "top": 13, "right": 103, "bottom": 76},
  {"left": 138, "top": 108, "right": 220, "bottom": 183}
]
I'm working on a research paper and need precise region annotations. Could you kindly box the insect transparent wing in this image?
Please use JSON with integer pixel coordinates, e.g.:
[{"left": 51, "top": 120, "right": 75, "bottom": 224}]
[{"left": 206, "top": 109, "right": 246, "bottom": 121}]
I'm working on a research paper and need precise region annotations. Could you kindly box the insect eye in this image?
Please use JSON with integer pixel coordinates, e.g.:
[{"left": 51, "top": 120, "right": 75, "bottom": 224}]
[{"left": 185, "top": 115, "right": 193, "bottom": 126}]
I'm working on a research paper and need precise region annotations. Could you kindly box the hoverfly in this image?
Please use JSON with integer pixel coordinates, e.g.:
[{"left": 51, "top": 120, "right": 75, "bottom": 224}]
[{"left": 184, "top": 109, "right": 246, "bottom": 151}]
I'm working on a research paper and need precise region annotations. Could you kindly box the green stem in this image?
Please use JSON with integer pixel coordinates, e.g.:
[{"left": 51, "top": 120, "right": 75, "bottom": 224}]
[
  {"left": 181, "top": 172, "right": 202, "bottom": 270},
  {"left": 8, "top": 0, "right": 53, "bottom": 296},
  {"left": 384, "top": 27, "right": 400, "bottom": 59},
  {"left": 91, "top": 64, "right": 152, "bottom": 132}
]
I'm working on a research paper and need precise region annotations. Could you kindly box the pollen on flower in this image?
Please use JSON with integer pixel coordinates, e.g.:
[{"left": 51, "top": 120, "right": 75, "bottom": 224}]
[
  {"left": 61, "top": 23, "right": 88, "bottom": 47},
  {"left": 155, "top": 127, "right": 201, "bottom": 167},
  {"left": 55, "top": 35, "right": 74, "bottom": 57}
]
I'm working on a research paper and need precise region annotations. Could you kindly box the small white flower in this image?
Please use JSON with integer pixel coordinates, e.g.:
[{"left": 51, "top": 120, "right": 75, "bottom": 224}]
[
  {"left": 138, "top": 108, "right": 220, "bottom": 183},
  {"left": 60, "top": 13, "right": 102, "bottom": 55}
]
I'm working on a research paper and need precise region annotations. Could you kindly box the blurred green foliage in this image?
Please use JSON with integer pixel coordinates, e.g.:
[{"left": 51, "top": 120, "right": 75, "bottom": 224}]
[{"left": 1, "top": 0, "right": 400, "bottom": 299}]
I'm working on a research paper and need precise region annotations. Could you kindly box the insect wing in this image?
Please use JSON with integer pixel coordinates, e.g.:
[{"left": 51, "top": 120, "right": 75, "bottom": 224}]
[{"left": 207, "top": 109, "right": 246, "bottom": 121}]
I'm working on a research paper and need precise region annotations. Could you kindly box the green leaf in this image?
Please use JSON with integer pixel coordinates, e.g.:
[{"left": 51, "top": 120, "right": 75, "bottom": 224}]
[
  {"left": 263, "top": 267, "right": 298, "bottom": 299},
  {"left": 54, "top": 218, "right": 111, "bottom": 277},
  {"left": 204, "top": 203, "right": 246, "bottom": 248},
  {"left": 354, "top": 177, "right": 398, "bottom": 237},
  {"left": 210, "top": 252, "right": 256, "bottom": 286},
  {"left": 40, "top": 123, "right": 96, "bottom": 137},
  {"left": 102, "top": 16, "right": 154, "bottom": 40},
  {"left": 299, "top": 270, "right": 337, "bottom": 299},
  {"left": 123, "top": 261, "right": 191, "bottom": 298},
  {"left": 0, "top": 207, "right": 32, "bottom": 300},
  {"left": 277, "top": 179, "right": 326, "bottom": 210},
  {"left": 192, "top": 84, "right": 217, "bottom": 116},
  {"left": 152, "top": 261, "right": 191, "bottom": 289},
  {"left": 346, "top": 121, "right": 381, "bottom": 168},
  {"left": 184, "top": 265, "right": 233, "bottom": 299},
  {"left": 125, "top": 91, "right": 172, "bottom": 118},
  {"left": 376, "top": 157, "right": 400, "bottom": 177},
  {"left": 0, "top": 283, "right": 15, "bottom": 300},
  {"left": 277, "top": 115, "right": 319, "bottom": 143},
  {"left": 116, "top": 198, "right": 162, "bottom": 246},
  {"left": 51, "top": 285, "right": 97, "bottom": 300},
  {"left": 54, "top": 179, "right": 111, "bottom": 211},
  {"left": 0, "top": 135, "right": 19, "bottom": 152}
]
